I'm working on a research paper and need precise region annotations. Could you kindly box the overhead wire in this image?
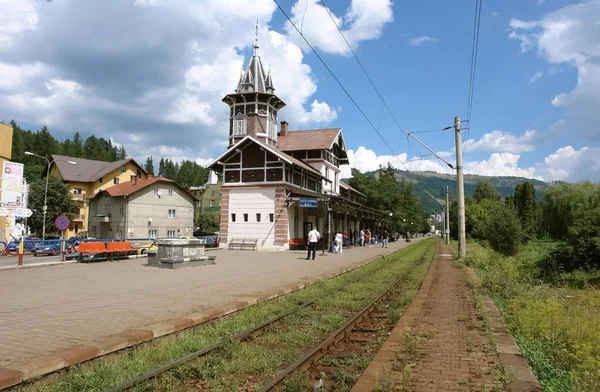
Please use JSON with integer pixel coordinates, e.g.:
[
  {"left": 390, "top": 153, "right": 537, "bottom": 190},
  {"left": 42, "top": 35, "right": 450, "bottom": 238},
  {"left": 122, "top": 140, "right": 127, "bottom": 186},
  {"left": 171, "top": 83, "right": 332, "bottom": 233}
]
[
  {"left": 464, "top": 0, "right": 483, "bottom": 149},
  {"left": 317, "top": 0, "right": 453, "bottom": 169},
  {"left": 272, "top": 0, "right": 407, "bottom": 170}
]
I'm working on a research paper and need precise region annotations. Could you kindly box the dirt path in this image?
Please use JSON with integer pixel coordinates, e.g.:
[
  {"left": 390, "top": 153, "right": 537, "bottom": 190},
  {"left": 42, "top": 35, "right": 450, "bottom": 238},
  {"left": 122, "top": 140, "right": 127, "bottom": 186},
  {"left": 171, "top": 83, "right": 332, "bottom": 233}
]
[{"left": 353, "top": 243, "right": 503, "bottom": 391}]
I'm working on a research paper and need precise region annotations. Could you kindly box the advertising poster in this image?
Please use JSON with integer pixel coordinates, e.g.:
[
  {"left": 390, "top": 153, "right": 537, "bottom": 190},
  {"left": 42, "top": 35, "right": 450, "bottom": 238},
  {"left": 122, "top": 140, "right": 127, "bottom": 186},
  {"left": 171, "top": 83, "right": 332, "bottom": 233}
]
[{"left": 1, "top": 161, "right": 24, "bottom": 208}]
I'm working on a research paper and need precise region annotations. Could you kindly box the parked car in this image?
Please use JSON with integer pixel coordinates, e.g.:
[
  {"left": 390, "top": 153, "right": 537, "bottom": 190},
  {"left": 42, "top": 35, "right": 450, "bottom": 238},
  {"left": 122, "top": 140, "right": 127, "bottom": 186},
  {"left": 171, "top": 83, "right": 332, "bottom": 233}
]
[
  {"left": 5, "top": 240, "right": 37, "bottom": 253},
  {"left": 33, "top": 241, "right": 73, "bottom": 256}
]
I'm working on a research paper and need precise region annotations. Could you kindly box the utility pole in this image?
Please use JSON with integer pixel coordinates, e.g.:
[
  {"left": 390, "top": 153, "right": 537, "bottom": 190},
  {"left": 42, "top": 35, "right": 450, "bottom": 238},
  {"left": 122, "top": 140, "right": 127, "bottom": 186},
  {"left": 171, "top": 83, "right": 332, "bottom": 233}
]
[
  {"left": 445, "top": 185, "right": 450, "bottom": 245},
  {"left": 454, "top": 117, "right": 466, "bottom": 257}
]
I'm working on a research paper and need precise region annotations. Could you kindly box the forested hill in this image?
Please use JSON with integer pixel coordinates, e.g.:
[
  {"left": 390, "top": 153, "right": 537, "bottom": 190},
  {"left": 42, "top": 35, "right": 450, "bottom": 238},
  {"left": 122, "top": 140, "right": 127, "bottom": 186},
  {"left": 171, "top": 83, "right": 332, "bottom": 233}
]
[
  {"left": 362, "top": 169, "right": 549, "bottom": 216},
  {"left": 9, "top": 120, "right": 208, "bottom": 187}
]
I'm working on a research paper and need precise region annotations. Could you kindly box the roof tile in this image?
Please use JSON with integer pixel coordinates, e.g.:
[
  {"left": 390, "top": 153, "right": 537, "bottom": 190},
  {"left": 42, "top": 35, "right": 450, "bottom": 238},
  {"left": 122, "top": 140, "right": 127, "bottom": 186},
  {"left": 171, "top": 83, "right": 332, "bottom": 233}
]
[{"left": 277, "top": 128, "right": 340, "bottom": 151}]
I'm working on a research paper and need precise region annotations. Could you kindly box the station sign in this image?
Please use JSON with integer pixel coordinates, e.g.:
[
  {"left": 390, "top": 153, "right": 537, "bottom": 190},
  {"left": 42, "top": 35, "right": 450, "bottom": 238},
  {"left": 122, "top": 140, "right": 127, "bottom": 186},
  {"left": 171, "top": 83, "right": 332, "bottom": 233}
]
[{"left": 299, "top": 197, "right": 318, "bottom": 208}]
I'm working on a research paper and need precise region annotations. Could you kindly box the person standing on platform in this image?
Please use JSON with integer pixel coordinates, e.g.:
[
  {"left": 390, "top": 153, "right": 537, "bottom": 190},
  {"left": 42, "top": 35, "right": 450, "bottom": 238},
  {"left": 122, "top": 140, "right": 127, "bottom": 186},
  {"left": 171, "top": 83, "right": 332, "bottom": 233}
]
[
  {"left": 334, "top": 231, "right": 343, "bottom": 254},
  {"left": 306, "top": 227, "right": 320, "bottom": 261},
  {"left": 359, "top": 229, "right": 365, "bottom": 247}
]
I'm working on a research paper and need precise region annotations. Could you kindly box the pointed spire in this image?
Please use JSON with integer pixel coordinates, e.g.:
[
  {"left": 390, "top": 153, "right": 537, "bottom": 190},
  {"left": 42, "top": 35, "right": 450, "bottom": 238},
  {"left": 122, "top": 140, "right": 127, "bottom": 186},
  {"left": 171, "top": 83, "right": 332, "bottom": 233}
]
[
  {"left": 265, "top": 65, "right": 274, "bottom": 93},
  {"left": 254, "top": 19, "right": 259, "bottom": 55}
]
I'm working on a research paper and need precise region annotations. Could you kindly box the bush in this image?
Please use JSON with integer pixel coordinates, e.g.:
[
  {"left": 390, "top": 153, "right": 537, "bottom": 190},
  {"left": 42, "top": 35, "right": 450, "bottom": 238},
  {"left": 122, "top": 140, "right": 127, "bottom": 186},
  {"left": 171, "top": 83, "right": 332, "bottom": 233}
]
[{"left": 481, "top": 203, "right": 522, "bottom": 256}]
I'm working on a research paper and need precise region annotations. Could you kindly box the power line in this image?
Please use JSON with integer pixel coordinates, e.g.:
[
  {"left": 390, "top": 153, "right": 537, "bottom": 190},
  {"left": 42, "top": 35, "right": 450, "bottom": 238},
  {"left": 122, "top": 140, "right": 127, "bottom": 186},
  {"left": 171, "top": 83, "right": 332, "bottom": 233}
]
[
  {"left": 317, "top": 0, "right": 453, "bottom": 168},
  {"left": 465, "top": 0, "right": 483, "bottom": 148},
  {"left": 272, "top": 0, "right": 407, "bottom": 170}
]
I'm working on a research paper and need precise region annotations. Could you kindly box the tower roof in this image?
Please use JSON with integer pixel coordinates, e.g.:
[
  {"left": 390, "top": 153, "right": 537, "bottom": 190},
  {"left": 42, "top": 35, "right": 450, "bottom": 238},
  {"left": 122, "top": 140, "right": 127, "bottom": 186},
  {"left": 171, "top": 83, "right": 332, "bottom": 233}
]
[{"left": 236, "top": 21, "right": 274, "bottom": 94}]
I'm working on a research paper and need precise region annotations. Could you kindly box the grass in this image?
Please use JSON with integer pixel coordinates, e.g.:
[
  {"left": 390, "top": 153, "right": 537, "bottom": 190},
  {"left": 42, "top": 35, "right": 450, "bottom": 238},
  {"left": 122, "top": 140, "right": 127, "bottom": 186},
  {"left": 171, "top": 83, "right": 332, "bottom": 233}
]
[
  {"left": 459, "top": 240, "right": 600, "bottom": 392},
  {"left": 27, "top": 239, "right": 438, "bottom": 392}
]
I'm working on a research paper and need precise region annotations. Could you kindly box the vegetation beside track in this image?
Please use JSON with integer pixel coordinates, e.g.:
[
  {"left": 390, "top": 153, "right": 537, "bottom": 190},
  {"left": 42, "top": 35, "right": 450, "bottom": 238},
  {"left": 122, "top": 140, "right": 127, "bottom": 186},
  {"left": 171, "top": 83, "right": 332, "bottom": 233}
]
[
  {"left": 460, "top": 241, "right": 600, "bottom": 392},
  {"left": 26, "top": 238, "right": 437, "bottom": 392}
]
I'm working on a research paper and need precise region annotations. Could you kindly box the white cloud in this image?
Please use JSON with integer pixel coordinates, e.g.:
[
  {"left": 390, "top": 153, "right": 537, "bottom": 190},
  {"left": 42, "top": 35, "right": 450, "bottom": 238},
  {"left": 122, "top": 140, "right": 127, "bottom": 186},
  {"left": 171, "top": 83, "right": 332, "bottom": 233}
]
[
  {"left": 408, "top": 36, "right": 439, "bottom": 46},
  {"left": 464, "top": 153, "right": 540, "bottom": 179},
  {"left": 537, "top": 0, "right": 546, "bottom": 5},
  {"left": 464, "top": 120, "right": 564, "bottom": 153},
  {"left": 285, "top": 0, "right": 393, "bottom": 56},
  {"left": 537, "top": 145, "right": 600, "bottom": 181},
  {"left": 530, "top": 71, "right": 543, "bottom": 83},
  {"left": 509, "top": 1, "right": 600, "bottom": 140},
  {"left": 0, "top": 0, "right": 394, "bottom": 163}
]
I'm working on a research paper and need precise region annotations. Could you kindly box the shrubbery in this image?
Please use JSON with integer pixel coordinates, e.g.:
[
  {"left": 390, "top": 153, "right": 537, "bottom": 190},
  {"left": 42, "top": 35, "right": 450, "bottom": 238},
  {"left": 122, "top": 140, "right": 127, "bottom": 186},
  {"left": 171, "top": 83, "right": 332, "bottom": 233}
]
[{"left": 481, "top": 203, "right": 523, "bottom": 256}]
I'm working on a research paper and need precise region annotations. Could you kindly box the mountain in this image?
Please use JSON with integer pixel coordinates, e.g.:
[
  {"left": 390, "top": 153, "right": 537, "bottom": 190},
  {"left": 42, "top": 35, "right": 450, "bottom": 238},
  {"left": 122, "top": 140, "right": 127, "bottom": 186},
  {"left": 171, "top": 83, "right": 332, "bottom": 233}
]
[{"left": 365, "top": 169, "right": 549, "bottom": 216}]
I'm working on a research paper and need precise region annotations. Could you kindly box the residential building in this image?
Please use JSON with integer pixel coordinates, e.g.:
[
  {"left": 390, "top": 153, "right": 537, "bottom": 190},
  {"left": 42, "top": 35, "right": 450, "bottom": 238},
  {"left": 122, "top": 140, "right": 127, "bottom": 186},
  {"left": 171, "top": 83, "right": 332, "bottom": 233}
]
[
  {"left": 189, "top": 170, "right": 222, "bottom": 219},
  {"left": 208, "top": 32, "right": 384, "bottom": 251},
  {"left": 48, "top": 155, "right": 148, "bottom": 238},
  {"left": 88, "top": 176, "right": 196, "bottom": 239},
  {"left": 0, "top": 121, "right": 13, "bottom": 242}
]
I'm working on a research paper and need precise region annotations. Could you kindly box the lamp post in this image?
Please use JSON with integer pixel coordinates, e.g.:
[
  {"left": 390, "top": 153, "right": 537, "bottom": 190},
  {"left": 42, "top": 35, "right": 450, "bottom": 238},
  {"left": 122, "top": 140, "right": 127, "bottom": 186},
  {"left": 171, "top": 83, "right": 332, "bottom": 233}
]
[{"left": 24, "top": 152, "right": 76, "bottom": 239}]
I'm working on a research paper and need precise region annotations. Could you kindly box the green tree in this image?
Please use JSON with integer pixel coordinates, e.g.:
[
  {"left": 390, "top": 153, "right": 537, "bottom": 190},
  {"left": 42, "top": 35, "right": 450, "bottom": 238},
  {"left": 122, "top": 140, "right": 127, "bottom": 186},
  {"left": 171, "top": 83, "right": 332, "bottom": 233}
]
[
  {"left": 474, "top": 180, "right": 500, "bottom": 203},
  {"left": 195, "top": 213, "right": 219, "bottom": 235},
  {"left": 144, "top": 157, "right": 155, "bottom": 175},
  {"left": 118, "top": 146, "right": 127, "bottom": 160},
  {"left": 28, "top": 176, "right": 77, "bottom": 237},
  {"left": 481, "top": 203, "right": 522, "bottom": 256},
  {"left": 158, "top": 158, "right": 166, "bottom": 177},
  {"left": 72, "top": 132, "right": 84, "bottom": 157},
  {"left": 514, "top": 182, "right": 537, "bottom": 242}
]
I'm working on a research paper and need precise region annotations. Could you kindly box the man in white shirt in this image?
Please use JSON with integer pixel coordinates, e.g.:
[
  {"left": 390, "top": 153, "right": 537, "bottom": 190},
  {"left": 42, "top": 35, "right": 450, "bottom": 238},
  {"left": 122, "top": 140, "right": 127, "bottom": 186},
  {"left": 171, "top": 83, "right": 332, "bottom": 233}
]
[
  {"left": 359, "top": 229, "right": 365, "bottom": 247},
  {"left": 306, "top": 227, "right": 321, "bottom": 260},
  {"left": 334, "top": 232, "right": 343, "bottom": 254}
]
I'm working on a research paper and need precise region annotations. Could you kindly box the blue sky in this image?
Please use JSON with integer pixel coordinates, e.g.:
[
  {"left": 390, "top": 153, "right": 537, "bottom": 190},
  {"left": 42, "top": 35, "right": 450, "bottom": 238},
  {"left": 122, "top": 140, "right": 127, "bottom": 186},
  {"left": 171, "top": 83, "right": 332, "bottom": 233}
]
[{"left": 0, "top": 0, "right": 598, "bottom": 181}]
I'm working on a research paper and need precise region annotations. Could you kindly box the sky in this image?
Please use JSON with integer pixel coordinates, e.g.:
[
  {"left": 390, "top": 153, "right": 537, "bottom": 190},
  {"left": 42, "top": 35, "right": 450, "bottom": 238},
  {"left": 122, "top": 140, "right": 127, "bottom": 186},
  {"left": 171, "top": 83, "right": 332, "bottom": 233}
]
[{"left": 0, "top": 0, "right": 599, "bottom": 182}]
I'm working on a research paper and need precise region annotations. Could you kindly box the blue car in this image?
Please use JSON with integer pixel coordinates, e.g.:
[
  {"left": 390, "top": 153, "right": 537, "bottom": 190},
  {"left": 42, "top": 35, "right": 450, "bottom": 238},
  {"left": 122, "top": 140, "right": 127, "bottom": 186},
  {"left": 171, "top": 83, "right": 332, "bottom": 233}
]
[
  {"left": 33, "top": 241, "right": 73, "bottom": 256},
  {"left": 5, "top": 240, "right": 37, "bottom": 254}
]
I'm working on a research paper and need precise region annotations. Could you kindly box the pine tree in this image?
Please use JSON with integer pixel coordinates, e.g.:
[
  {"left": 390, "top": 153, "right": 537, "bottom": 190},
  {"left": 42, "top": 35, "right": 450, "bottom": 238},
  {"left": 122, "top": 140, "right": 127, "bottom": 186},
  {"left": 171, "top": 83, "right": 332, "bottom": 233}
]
[
  {"left": 158, "top": 158, "right": 166, "bottom": 177},
  {"left": 144, "top": 157, "right": 155, "bottom": 175},
  {"left": 118, "top": 146, "right": 126, "bottom": 160},
  {"left": 72, "top": 132, "right": 84, "bottom": 157}
]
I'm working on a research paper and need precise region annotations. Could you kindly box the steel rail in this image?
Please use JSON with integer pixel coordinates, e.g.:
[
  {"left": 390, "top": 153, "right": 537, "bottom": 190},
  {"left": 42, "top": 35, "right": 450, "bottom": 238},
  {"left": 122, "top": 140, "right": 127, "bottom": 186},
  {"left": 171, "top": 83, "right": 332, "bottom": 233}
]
[
  {"left": 256, "top": 257, "right": 424, "bottom": 391},
  {"left": 104, "top": 298, "right": 316, "bottom": 392}
]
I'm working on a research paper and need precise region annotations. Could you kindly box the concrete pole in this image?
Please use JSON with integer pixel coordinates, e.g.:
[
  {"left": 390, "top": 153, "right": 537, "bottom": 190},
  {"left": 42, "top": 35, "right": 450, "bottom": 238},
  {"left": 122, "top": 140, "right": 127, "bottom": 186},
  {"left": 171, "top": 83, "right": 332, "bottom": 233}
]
[
  {"left": 445, "top": 185, "right": 450, "bottom": 245},
  {"left": 454, "top": 117, "right": 466, "bottom": 257}
]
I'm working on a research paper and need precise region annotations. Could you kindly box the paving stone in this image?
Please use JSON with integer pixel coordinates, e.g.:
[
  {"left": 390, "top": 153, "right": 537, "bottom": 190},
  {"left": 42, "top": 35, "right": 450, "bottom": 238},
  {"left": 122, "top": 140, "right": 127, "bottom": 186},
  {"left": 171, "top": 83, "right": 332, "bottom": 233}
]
[{"left": 0, "top": 369, "right": 22, "bottom": 389}]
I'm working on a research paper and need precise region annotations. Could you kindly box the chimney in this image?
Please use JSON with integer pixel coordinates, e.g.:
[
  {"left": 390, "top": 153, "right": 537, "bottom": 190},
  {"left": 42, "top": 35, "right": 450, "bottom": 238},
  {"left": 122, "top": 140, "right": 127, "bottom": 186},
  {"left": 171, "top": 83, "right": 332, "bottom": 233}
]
[
  {"left": 130, "top": 175, "right": 137, "bottom": 184},
  {"left": 280, "top": 121, "right": 288, "bottom": 137}
]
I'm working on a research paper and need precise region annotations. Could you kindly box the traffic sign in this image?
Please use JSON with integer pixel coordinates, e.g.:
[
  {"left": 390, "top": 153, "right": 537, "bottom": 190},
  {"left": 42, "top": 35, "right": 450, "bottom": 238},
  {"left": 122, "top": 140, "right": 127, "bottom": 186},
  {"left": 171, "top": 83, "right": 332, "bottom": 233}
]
[
  {"left": 54, "top": 215, "right": 70, "bottom": 231},
  {"left": 16, "top": 208, "right": 32, "bottom": 218}
]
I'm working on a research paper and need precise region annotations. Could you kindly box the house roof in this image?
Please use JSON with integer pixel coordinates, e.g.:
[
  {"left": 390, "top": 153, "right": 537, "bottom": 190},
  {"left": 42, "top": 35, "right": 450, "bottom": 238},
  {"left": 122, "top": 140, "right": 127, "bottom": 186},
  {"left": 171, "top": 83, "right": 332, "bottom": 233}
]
[
  {"left": 91, "top": 176, "right": 198, "bottom": 201},
  {"left": 51, "top": 154, "right": 146, "bottom": 182},
  {"left": 277, "top": 128, "right": 341, "bottom": 151},
  {"left": 209, "top": 135, "right": 330, "bottom": 181},
  {"left": 340, "top": 181, "right": 366, "bottom": 197}
]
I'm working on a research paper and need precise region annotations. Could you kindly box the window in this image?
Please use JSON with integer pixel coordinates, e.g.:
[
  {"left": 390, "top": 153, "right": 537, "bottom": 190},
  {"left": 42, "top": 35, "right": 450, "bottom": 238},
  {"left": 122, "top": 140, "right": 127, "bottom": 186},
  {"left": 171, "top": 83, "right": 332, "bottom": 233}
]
[
  {"left": 325, "top": 167, "right": 329, "bottom": 179},
  {"left": 256, "top": 213, "right": 261, "bottom": 222},
  {"left": 243, "top": 213, "right": 248, "bottom": 222},
  {"left": 209, "top": 199, "right": 215, "bottom": 207},
  {"left": 267, "top": 120, "right": 277, "bottom": 140},
  {"left": 120, "top": 165, "right": 126, "bottom": 172},
  {"left": 117, "top": 229, "right": 123, "bottom": 238},
  {"left": 269, "top": 213, "right": 274, "bottom": 223},
  {"left": 118, "top": 206, "right": 124, "bottom": 216},
  {"left": 148, "top": 229, "right": 158, "bottom": 238},
  {"left": 210, "top": 189, "right": 215, "bottom": 196},
  {"left": 231, "top": 213, "right": 236, "bottom": 222},
  {"left": 167, "top": 230, "right": 176, "bottom": 238},
  {"left": 168, "top": 209, "right": 176, "bottom": 218},
  {"left": 233, "top": 114, "right": 246, "bottom": 136},
  {"left": 168, "top": 189, "right": 173, "bottom": 196},
  {"left": 104, "top": 204, "right": 111, "bottom": 214},
  {"left": 113, "top": 177, "right": 119, "bottom": 184},
  {"left": 98, "top": 178, "right": 102, "bottom": 183},
  {"left": 73, "top": 188, "right": 82, "bottom": 194}
]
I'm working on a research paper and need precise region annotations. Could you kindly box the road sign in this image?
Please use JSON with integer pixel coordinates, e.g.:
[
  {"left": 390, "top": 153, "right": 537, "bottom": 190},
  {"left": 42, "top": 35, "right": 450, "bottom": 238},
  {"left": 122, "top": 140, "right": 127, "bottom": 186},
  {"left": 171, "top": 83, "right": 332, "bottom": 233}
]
[
  {"left": 54, "top": 215, "right": 70, "bottom": 231},
  {"left": 16, "top": 208, "right": 32, "bottom": 218},
  {"left": 299, "top": 197, "right": 318, "bottom": 208}
]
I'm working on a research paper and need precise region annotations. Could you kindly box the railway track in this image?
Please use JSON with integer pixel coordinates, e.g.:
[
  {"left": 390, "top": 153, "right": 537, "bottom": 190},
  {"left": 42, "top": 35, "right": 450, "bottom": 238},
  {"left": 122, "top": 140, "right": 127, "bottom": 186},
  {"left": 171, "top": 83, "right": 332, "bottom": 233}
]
[{"left": 98, "top": 240, "right": 435, "bottom": 392}]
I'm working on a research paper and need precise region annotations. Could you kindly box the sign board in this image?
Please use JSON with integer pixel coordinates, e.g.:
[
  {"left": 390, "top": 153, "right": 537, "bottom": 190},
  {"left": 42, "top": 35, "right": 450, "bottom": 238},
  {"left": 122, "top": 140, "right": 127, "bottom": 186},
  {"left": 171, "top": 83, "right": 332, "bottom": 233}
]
[
  {"left": 299, "top": 197, "right": 318, "bottom": 208},
  {"left": 15, "top": 208, "right": 32, "bottom": 218},
  {"left": 1, "top": 161, "right": 24, "bottom": 207},
  {"left": 54, "top": 215, "right": 70, "bottom": 231}
]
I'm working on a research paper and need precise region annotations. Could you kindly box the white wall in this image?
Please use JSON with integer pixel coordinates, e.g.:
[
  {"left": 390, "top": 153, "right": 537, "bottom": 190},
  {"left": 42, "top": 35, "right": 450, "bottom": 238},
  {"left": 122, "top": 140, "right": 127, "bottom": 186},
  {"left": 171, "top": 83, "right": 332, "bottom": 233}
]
[
  {"left": 310, "top": 161, "right": 340, "bottom": 195},
  {"left": 228, "top": 187, "right": 278, "bottom": 249}
]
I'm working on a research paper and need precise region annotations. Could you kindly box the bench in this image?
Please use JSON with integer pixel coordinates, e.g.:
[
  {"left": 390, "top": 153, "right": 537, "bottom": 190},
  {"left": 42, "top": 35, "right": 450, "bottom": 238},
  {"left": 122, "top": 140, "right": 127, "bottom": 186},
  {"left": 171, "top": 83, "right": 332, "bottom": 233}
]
[
  {"left": 78, "top": 241, "right": 136, "bottom": 262},
  {"left": 107, "top": 241, "right": 136, "bottom": 259},
  {"left": 289, "top": 238, "right": 306, "bottom": 250},
  {"left": 78, "top": 242, "right": 107, "bottom": 262},
  {"left": 228, "top": 238, "right": 258, "bottom": 250}
]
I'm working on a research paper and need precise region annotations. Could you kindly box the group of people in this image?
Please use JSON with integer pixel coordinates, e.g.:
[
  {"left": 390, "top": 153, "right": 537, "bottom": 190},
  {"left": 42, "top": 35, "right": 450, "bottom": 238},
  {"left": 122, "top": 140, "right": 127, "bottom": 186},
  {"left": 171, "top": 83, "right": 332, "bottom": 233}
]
[{"left": 305, "top": 227, "right": 393, "bottom": 260}]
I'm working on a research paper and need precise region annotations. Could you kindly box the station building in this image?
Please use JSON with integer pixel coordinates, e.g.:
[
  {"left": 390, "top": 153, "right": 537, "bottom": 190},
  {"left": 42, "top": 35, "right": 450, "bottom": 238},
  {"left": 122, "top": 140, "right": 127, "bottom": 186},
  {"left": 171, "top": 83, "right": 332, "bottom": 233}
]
[{"left": 209, "top": 36, "right": 386, "bottom": 251}]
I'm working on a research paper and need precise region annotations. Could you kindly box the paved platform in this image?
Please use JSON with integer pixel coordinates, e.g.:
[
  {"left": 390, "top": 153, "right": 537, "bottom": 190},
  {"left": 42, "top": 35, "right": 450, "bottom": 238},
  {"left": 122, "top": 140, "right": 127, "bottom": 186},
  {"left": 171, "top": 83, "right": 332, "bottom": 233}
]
[
  {"left": 0, "top": 238, "right": 424, "bottom": 369},
  {"left": 352, "top": 243, "right": 501, "bottom": 392}
]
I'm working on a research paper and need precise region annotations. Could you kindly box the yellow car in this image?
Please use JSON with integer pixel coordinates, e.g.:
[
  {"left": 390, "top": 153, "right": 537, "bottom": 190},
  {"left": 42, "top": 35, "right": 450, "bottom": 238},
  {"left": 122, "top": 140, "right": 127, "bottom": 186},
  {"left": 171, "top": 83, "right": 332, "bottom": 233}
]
[
  {"left": 178, "top": 236, "right": 194, "bottom": 239},
  {"left": 130, "top": 239, "right": 157, "bottom": 255}
]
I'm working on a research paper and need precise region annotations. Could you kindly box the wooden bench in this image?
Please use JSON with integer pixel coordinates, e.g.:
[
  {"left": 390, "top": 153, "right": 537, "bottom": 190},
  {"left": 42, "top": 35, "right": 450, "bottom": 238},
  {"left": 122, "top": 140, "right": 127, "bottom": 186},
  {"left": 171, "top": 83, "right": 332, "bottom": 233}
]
[{"left": 228, "top": 238, "right": 258, "bottom": 250}]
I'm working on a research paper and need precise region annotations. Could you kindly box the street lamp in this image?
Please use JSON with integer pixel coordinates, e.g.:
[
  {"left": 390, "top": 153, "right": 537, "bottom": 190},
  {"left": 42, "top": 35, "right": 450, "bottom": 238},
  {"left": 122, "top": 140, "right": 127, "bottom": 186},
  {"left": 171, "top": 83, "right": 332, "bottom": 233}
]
[{"left": 24, "top": 151, "right": 76, "bottom": 239}]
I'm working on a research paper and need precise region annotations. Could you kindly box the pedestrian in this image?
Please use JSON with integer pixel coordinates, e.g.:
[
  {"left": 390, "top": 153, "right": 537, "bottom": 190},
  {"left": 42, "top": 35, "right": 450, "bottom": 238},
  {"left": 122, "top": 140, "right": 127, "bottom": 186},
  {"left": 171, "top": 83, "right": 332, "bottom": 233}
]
[
  {"left": 366, "top": 229, "right": 372, "bottom": 247},
  {"left": 306, "top": 227, "right": 320, "bottom": 260},
  {"left": 381, "top": 231, "right": 388, "bottom": 248},
  {"left": 359, "top": 229, "right": 365, "bottom": 247},
  {"left": 334, "top": 232, "right": 343, "bottom": 254}
]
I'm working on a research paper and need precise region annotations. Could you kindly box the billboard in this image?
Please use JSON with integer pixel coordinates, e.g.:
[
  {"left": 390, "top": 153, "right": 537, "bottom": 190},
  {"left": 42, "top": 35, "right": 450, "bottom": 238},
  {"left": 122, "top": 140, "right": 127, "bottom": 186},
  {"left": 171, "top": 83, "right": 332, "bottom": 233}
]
[{"left": 1, "top": 161, "right": 24, "bottom": 208}]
